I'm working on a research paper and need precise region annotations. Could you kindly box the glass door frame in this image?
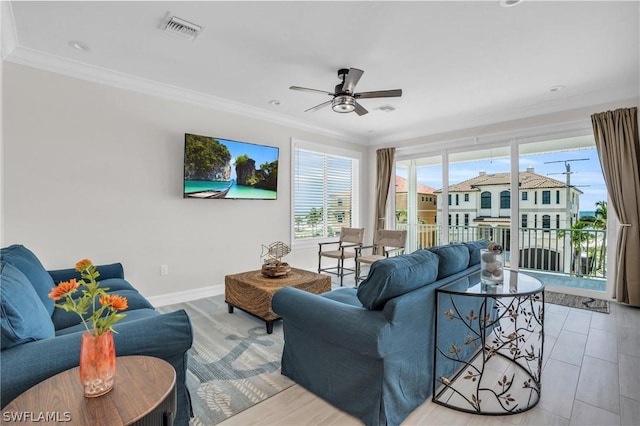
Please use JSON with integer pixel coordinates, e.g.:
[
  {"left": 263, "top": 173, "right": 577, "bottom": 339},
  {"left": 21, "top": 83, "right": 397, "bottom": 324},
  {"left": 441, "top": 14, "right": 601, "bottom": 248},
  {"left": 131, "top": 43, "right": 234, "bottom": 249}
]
[{"left": 393, "top": 123, "right": 615, "bottom": 300}]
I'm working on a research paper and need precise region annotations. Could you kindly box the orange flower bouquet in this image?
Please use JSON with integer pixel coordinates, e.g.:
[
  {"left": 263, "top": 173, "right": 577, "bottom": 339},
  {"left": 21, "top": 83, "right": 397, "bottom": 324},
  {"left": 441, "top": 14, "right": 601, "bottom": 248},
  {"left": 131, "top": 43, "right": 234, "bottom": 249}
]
[
  {"left": 48, "top": 259, "right": 128, "bottom": 397},
  {"left": 48, "top": 259, "right": 128, "bottom": 335}
]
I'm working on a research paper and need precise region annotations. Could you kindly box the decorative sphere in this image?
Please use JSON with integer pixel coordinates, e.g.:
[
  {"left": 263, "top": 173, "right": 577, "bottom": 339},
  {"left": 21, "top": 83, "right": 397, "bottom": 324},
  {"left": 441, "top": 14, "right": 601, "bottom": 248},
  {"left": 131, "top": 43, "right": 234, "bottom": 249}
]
[{"left": 481, "top": 252, "right": 495, "bottom": 263}]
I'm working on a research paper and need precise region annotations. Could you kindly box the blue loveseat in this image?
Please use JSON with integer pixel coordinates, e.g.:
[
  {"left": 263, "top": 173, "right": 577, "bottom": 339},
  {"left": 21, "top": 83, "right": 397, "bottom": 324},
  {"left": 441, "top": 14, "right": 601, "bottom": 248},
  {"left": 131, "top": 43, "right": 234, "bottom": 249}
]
[
  {"left": 0, "top": 245, "right": 193, "bottom": 426},
  {"left": 272, "top": 240, "right": 487, "bottom": 426}
]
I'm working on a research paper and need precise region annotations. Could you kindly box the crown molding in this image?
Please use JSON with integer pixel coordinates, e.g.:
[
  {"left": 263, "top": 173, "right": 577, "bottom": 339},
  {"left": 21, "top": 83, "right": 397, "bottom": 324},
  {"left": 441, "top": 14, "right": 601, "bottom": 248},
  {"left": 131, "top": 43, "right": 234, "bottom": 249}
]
[
  {"left": 1, "top": 1, "right": 18, "bottom": 60},
  {"left": 4, "top": 44, "right": 368, "bottom": 145},
  {"left": 369, "top": 86, "right": 639, "bottom": 146}
]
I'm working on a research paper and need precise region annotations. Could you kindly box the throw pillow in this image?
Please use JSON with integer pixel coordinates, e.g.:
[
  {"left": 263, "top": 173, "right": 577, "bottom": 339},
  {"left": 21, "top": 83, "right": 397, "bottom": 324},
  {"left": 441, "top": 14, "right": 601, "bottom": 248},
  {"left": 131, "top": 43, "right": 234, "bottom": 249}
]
[
  {"left": 428, "top": 244, "right": 470, "bottom": 279},
  {"left": 462, "top": 240, "right": 489, "bottom": 267},
  {"left": 0, "top": 245, "right": 55, "bottom": 315},
  {"left": 357, "top": 250, "right": 439, "bottom": 310},
  {"left": 1, "top": 262, "right": 55, "bottom": 349}
]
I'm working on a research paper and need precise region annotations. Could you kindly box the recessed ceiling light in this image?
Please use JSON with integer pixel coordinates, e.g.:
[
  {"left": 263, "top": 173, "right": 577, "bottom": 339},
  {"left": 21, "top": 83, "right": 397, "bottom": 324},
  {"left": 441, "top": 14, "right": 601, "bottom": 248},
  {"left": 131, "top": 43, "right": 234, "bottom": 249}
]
[
  {"left": 269, "top": 100, "right": 281, "bottom": 106},
  {"left": 499, "top": 0, "right": 524, "bottom": 7},
  {"left": 549, "top": 85, "right": 565, "bottom": 93},
  {"left": 375, "top": 105, "right": 397, "bottom": 113},
  {"left": 69, "top": 40, "right": 90, "bottom": 51}
]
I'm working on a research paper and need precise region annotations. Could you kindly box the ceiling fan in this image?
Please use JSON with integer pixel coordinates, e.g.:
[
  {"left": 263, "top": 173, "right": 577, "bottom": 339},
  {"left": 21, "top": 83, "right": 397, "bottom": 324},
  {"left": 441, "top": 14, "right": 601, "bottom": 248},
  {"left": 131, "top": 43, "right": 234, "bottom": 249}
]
[{"left": 290, "top": 68, "right": 402, "bottom": 116}]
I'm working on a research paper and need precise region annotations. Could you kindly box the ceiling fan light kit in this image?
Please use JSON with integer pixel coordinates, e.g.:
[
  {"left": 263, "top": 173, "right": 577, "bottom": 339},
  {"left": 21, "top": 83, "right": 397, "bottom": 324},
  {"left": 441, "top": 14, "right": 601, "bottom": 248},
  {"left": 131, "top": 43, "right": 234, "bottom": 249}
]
[
  {"left": 290, "top": 67, "right": 402, "bottom": 116},
  {"left": 332, "top": 95, "right": 356, "bottom": 113}
]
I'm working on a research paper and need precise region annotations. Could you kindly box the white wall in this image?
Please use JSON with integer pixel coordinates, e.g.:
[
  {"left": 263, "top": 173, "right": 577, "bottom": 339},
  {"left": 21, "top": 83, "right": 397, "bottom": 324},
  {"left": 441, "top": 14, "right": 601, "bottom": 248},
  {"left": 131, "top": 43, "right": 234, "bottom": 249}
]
[{"left": 2, "top": 63, "right": 369, "bottom": 300}]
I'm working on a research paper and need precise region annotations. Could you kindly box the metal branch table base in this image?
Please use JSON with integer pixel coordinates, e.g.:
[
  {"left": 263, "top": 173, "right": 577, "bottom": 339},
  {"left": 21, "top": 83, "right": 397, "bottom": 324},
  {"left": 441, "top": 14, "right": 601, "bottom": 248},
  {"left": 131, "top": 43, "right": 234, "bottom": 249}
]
[{"left": 433, "top": 270, "right": 544, "bottom": 415}]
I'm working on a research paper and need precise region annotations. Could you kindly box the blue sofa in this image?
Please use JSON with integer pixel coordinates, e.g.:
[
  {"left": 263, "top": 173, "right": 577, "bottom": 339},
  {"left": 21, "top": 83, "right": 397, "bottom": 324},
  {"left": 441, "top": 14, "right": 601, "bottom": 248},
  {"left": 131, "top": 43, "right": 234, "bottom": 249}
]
[
  {"left": 0, "top": 245, "right": 193, "bottom": 426},
  {"left": 272, "top": 240, "right": 488, "bottom": 426}
]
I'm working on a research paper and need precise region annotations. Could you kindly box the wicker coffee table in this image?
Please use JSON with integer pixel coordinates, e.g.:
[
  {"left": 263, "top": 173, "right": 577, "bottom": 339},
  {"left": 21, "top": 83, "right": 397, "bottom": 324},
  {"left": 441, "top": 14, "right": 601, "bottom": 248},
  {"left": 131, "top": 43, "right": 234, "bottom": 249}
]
[{"left": 225, "top": 268, "right": 331, "bottom": 333}]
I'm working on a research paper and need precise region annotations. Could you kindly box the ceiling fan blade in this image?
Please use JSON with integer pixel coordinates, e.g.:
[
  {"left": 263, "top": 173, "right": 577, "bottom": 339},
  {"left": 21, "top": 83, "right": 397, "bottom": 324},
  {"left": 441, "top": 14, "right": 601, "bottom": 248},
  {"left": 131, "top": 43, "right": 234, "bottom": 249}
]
[
  {"left": 355, "top": 89, "right": 403, "bottom": 99},
  {"left": 342, "top": 68, "right": 364, "bottom": 94},
  {"left": 304, "top": 100, "right": 332, "bottom": 113},
  {"left": 354, "top": 101, "right": 368, "bottom": 116},
  {"left": 290, "top": 86, "right": 334, "bottom": 96}
]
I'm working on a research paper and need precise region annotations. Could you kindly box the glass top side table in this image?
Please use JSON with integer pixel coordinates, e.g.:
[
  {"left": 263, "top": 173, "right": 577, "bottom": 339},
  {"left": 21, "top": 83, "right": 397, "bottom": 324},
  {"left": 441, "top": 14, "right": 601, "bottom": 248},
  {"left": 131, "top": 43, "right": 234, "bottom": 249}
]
[{"left": 433, "top": 269, "right": 544, "bottom": 415}]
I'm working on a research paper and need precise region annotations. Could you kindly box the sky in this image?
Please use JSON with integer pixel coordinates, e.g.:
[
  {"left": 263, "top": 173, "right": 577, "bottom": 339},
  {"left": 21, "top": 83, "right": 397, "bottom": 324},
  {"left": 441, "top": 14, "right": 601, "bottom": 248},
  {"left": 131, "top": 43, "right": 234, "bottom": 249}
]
[{"left": 397, "top": 147, "right": 607, "bottom": 213}]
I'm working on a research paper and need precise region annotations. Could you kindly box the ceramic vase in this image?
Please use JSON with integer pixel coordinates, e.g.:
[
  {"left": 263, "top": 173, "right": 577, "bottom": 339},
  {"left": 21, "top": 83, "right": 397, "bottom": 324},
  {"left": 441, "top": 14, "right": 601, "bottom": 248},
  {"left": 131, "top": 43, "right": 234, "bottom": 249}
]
[{"left": 79, "top": 330, "right": 116, "bottom": 397}]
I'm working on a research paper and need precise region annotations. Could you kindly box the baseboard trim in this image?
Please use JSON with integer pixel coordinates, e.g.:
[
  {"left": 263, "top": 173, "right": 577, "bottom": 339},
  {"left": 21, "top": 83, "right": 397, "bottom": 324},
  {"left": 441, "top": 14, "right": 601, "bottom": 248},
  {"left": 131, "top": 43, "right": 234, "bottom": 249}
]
[{"left": 147, "top": 284, "right": 224, "bottom": 307}]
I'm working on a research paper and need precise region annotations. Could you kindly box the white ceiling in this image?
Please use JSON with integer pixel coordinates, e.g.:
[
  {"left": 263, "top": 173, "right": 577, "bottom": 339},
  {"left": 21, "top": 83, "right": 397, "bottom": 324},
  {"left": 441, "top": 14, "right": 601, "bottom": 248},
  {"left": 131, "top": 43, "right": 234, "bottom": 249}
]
[{"left": 3, "top": 1, "right": 639, "bottom": 145}]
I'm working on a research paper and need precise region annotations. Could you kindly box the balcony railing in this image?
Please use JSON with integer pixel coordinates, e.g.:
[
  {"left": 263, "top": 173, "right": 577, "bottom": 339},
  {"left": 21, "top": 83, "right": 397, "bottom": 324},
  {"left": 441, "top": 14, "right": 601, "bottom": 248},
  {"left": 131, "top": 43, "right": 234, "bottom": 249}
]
[{"left": 396, "top": 223, "right": 607, "bottom": 280}]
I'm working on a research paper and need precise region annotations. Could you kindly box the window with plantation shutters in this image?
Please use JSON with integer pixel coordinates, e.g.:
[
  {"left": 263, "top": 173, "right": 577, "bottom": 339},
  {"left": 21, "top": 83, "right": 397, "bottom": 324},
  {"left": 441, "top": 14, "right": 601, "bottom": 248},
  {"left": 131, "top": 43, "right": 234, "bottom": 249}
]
[{"left": 292, "top": 142, "right": 359, "bottom": 243}]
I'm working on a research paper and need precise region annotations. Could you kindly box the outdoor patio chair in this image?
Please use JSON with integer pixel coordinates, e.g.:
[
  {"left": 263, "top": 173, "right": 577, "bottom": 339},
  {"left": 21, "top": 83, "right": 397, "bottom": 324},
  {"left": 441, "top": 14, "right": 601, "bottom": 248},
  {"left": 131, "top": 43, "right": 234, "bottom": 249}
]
[
  {"left": 355, "top": 229, "right": 407, "bottom": 284},
  {"left": 318, "top": 227, "right": 365, "bottom": 286}
]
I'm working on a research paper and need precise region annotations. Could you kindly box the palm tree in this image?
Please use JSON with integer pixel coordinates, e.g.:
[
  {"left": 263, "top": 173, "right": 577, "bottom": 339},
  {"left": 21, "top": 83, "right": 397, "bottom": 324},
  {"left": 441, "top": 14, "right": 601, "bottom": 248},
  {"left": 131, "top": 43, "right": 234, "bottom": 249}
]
[
  {"left": 594, "top": 200, "right": 607, "bottom": 229},
  {"left": 307, "top": 207, "right": 323, "bottom": 237},
  {"left": 558, "top": 221, "right": 594, "bottom": 276},
  {"left": 561, "top": 200, "right": 608, "bottom": 276},
  {"left": 593, "top": 200, "right": 607, "bottom": 271}
]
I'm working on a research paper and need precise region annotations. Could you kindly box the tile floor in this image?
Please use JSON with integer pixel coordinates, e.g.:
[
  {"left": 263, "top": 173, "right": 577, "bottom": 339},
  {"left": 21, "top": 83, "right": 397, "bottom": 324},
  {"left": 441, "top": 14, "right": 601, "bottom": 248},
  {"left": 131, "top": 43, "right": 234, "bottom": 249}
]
[{"left": 221, "top": 274, "right": 640, "bottom": 426}]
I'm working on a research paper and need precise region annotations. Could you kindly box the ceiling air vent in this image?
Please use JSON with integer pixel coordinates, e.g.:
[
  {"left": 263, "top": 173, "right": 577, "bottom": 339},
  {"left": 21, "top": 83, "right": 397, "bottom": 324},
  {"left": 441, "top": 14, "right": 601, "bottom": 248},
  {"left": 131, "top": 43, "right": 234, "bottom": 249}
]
[{"left": 161, "top": 15, "right": 202, "bottom": 41}]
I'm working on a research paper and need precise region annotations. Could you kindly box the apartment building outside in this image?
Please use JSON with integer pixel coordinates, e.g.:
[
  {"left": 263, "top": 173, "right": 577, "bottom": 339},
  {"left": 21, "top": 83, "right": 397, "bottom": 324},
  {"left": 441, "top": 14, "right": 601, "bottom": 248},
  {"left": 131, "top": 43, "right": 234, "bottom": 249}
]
[
  {"left": 435, "top": 168, "right": 584, "bottom": 274},
  {"left": 395, "top": 175, "right": 438, "bottom": 225},
  {"left": 437, "top": 167, "right": 582, "bottom": 230}
]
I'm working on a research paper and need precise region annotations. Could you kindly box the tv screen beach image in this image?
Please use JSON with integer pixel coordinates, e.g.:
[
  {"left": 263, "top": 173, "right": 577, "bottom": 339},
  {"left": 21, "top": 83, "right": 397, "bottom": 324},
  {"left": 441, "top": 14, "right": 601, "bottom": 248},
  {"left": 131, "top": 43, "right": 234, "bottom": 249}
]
[{"left": 183, "top": 133, "right": 279, "bottom": 200}]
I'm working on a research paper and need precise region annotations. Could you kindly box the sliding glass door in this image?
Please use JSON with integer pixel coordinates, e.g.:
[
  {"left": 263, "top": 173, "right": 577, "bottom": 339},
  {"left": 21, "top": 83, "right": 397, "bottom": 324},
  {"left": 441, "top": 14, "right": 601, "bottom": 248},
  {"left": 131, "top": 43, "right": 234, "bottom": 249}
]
[
  {"left": 518, "top": 136, "right": 607, "bottom": 293},
  {"left": 395, "top": 156, "right": 442, "bottom": 252},
  {"left": 394, "top": 134, "right": 610, "bottom": 296},
  {"left": 447, "top": 147, "right": 511, "bottom": 266}
]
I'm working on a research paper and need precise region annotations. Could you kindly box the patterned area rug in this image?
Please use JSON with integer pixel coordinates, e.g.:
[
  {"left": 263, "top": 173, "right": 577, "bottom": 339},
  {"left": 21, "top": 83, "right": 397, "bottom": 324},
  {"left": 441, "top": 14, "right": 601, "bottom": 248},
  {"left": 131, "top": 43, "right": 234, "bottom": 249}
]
[
  {"left": 545, "top": 290, "right": 610, "bottom": 314},
  {"left": 157, "top": 295, "right": 294, "bottom": 425}
]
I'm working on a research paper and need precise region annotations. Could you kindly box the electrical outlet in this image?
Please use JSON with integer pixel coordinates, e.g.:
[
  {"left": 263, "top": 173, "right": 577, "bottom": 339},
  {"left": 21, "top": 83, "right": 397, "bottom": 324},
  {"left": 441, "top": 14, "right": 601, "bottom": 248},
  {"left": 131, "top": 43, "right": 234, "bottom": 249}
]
[{"left": 160, "top": 265, "right": 169, "bottom": 276}]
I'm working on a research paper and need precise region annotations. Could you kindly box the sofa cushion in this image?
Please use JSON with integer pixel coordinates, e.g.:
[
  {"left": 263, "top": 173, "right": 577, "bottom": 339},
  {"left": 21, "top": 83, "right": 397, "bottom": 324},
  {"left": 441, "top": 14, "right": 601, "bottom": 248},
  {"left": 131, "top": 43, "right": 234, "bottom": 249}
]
[
  {"left": 322, "top": 287, "right": 362, "bottom": 307},
  {"left": 462, "top": 240, "right": 489, "bottom": 266},
  {"left": 61, "top": 278, "right": 138, "bottom": 301},
  {"left": 54, "top": 308, "right": 159, "bottom": 336},
  {"left": 429, "top": 244, "right": 470, "bottom": 279},
  {"left": 1, "top": 262, "right": 55, "bottom": 349},
  {"left": 48, "top": 263, "right": 125, "bottom": 284},
  {"left": 357, "top": 250, "right": 439, "bottom": 310},
  {"left": 52, "top": 288, "right": 154, "bottom": 331},
  {"left": 0, "top": 245, "right": 55, "bottom": 315}
]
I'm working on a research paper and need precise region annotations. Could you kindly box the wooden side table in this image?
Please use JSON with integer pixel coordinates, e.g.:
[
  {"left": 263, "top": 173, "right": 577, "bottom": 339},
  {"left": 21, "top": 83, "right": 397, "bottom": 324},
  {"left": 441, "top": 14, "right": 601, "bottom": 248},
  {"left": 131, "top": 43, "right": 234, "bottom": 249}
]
[{"left": 2, "top": 356, "right": 176, "bottom": 425}]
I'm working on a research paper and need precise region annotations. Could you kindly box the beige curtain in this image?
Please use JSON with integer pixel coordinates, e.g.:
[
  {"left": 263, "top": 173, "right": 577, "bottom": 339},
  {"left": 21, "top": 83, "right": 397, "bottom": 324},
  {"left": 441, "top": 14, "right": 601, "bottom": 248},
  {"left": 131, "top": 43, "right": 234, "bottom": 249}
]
[
  {"left": 591, "top": 107, "right": 640, "bottom": 306},
  {"left": 375, "top": 148, "right": 395, "bottom": 231}
]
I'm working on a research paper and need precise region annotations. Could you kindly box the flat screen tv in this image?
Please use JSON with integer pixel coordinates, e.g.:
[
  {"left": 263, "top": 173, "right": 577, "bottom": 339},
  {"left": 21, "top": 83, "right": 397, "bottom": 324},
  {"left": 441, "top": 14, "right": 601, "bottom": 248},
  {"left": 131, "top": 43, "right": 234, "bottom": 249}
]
[{"left": 183, "top": 133, "right": 279, "bottom": 200}]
